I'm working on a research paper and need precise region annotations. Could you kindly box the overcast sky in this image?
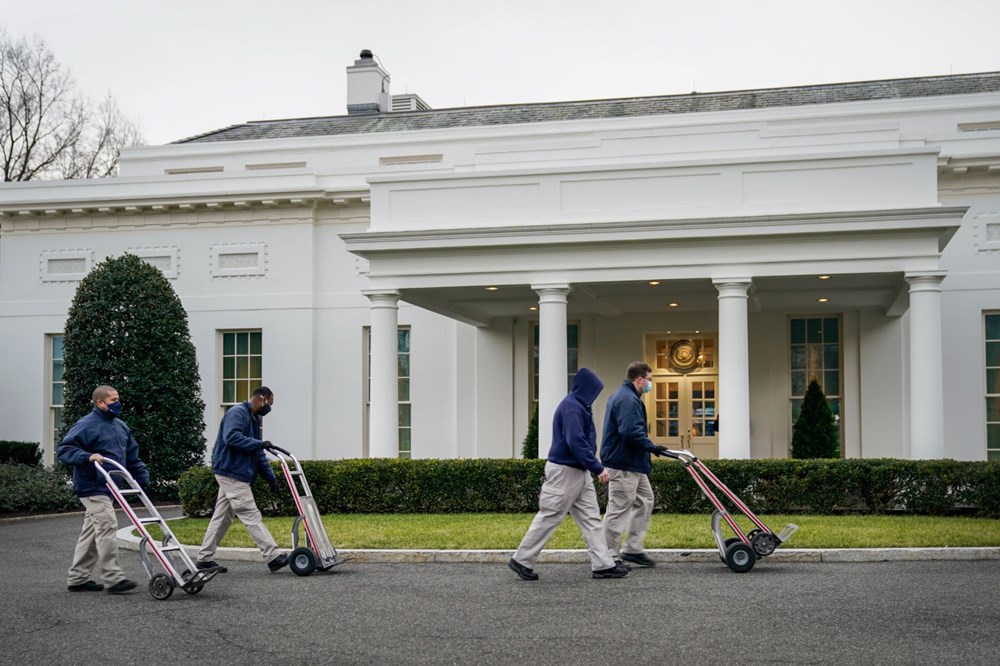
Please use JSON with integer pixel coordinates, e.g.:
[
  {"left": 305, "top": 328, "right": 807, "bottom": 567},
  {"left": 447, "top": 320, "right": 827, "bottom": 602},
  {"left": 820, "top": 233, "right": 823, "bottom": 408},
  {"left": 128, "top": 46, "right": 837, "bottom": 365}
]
[{"left": 3, "top": 0, "right": 1000, "bottom": 145}]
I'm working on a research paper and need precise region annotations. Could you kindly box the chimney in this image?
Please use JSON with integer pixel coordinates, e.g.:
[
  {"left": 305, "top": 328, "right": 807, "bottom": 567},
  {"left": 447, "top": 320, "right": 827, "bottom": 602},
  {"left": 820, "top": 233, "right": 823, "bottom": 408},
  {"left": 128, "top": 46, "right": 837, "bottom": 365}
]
[{"left": 346, "top": 49, "right": 390, "bottom": 115}]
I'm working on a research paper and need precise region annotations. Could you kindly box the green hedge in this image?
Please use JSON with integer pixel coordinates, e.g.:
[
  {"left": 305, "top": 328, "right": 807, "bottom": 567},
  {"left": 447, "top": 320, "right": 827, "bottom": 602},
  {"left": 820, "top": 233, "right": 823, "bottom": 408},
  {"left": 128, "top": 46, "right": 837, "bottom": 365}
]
[
  {"left": 0, "top": 441, "right": 42, "bottom": 466},
  {"left": 178, "top": 458, "right": 1000, "bottom": 518},
  {"left": 0, "top": 464, "right": 78, "bottom": 514}
]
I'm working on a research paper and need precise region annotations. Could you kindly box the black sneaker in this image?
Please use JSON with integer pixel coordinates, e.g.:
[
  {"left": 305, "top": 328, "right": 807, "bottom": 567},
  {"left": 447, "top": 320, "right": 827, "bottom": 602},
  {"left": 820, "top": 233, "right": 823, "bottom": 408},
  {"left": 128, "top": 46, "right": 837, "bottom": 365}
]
[
  {"left": 67, "top": 580, "right": 103, "bottom": 592},
  {"left": 592, "top": 562, "right": 630, "bottom": 579},
  {"left": 507, "top": 558, "right": 539, "bottom": 581},
  {"left": 106, "top": 579, "right": 138, "bottom": 594},
  {"left": 614, "top": 559, "right": 633, "bottom": 571},
  {"left": 267, "top": 554, "right": 289, "bottom": 573},
  {"left": 196, "top": 560, "right": 228, "bottom": 573},
  {"left": 621, "top": 551, "right": 657, "bottom": 567}
]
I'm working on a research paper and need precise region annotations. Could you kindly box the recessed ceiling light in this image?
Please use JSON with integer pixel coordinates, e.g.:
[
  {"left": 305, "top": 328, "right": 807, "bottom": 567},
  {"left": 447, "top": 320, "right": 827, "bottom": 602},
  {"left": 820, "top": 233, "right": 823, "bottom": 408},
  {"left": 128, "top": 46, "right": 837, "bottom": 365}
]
[
  {"left": 817, "top": 297, "right": 829, "bottom": 303},
  {"left": 818, "top": 275, "right": 831, "bottom": 280},
  {"left": 485, "top": 286, "right": 499, "bottom": 291},
  {"left": 668, "top": 302, "right": 679, "bottom": 307},
  {"left": 694, "top": 330, "right": 700, "bottom": 334},
  {"left": 527, "top": 306, "right": 538, "bottom": 311},
  {"left": 649, "top": 281, "right": 661, "bottom": 286}
]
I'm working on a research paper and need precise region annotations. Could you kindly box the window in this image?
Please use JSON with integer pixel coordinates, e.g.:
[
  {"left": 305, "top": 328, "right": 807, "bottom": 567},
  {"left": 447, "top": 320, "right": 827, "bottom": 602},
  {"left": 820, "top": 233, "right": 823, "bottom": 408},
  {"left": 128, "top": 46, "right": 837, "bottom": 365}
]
[
  {"left": 986, "top": 314, "right": 1000, "bottom": 461},
  {"left": 221, "top": 331, "right": 262, "bottom": 411},
  {"left": 365, "top": 327, "right": 412, "bottom": 459},
  {"left": 49, "top": 335, "right": 65, "bottom": 454},
  {"left": 530, "top": 323, "right": 580, "bottom": 411},
  {"left": 789, "top": 317, "right": 842, "bottom": 448}
]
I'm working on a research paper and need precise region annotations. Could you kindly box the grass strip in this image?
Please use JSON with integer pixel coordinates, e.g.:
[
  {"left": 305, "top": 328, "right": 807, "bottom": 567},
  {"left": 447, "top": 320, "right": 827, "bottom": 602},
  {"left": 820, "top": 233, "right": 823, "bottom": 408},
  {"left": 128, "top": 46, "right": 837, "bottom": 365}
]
[{"left": 151, "top": 513, "right": 1000, "bottom": 550}]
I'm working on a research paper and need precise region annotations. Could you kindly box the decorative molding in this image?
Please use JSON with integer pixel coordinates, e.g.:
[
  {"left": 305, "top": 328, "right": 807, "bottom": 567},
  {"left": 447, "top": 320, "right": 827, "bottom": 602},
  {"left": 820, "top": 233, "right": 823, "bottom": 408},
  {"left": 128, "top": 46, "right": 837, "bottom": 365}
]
[
  {"left": 40, "top": 249, "right": 93, "bottom": 283},
  {"left": 972, "top": 210, "right": 1000, "bottom": 254},
  {"left": 210, "top": 243, "right": 267, "bottom": 278},
  {"left": 128, "top": 246, "right": 180, "bottom": 279}
]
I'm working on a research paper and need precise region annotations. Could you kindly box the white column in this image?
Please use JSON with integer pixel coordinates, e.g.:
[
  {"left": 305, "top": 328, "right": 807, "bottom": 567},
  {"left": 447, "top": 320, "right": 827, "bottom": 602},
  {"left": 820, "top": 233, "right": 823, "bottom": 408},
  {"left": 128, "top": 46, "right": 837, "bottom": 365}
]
[
  {"left": 713, "top": 279, "right": 752, "bottom": 459},
  {"left": 365, "top": 290, "right": 399, "bottom": 458},
  {"left": 532, "top": 284, "right": 571, "bottom": 459},
  {"left": 905, "top": 272, "right": 946, "bottom": 459}
]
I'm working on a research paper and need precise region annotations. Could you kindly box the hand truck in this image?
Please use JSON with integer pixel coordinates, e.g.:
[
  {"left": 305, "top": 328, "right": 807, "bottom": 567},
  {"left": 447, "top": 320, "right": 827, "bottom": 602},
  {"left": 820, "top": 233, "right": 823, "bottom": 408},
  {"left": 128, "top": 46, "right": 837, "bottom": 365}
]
[
  {"left": 95, "top": 458, "right": 223, "bottom": 599},
  {"left": 265, "top": 445, "right": 346, "bottom": 576},
  {"left": 657, "top": 448, "right": 798, "bottom": 573}
]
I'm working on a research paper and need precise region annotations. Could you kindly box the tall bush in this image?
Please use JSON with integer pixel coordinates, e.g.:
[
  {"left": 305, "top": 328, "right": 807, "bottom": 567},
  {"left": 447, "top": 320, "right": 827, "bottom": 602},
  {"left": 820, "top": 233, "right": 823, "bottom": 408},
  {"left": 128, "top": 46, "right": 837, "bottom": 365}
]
[
  {"left": 521, "top": 406, "right": 539, "bottom": 458},
  {"left": 60, "top": 254, "right": 206, "bottom": 498},
  {"left": 790, "top": 379, "right": 839, "bottom": 458}
]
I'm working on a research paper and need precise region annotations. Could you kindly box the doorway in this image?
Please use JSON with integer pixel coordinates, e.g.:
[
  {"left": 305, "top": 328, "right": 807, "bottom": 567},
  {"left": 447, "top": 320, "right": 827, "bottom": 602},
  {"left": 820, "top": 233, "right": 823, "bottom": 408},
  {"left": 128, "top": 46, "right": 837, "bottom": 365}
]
[{"left": 645, "top": 334, "right": 719, "bottom": 459}]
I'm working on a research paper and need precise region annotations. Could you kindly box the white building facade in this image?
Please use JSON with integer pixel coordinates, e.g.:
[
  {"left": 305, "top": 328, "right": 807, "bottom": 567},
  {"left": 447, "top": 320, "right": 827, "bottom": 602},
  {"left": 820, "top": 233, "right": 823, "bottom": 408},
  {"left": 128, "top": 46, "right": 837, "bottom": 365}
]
[{"left": 2, "top": 55, "right": 999, "bottom": 465}]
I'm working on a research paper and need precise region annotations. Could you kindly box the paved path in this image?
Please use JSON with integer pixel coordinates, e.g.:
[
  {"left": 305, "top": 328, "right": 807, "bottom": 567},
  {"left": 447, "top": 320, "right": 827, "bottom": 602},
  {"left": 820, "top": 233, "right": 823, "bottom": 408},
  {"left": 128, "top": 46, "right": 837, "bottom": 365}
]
[{"left": 3, "top": 511, "right": 1000, "bottom": 665}]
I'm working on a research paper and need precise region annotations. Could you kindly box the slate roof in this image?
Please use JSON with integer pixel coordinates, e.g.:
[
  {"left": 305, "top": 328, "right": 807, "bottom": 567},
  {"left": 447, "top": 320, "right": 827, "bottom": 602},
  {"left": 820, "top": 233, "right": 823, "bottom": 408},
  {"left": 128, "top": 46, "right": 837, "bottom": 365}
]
[{"left": 176, "top": 71, "right": 1000, "bottom": 144}]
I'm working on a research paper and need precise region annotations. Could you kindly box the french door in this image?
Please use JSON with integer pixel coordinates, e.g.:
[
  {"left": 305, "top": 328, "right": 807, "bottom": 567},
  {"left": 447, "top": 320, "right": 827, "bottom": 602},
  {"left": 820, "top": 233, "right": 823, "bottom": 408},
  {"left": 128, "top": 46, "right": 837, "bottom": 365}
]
[{"left": 648, "top": 375, "right": 719, "bottom": 459}]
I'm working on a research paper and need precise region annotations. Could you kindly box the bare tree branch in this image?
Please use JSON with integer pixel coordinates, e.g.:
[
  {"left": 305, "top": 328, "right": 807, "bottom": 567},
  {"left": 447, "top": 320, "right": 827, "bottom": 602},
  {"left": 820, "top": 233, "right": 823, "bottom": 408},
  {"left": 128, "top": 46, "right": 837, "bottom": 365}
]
[{"left": 0, "top": 26, "right": 144, "bottom": 181}]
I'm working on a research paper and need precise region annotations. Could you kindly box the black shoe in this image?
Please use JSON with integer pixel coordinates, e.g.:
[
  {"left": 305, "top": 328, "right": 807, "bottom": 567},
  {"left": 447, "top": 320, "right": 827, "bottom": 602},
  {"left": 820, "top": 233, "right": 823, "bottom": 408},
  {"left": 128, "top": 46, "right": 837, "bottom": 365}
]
[
  {"left": 592, "top": 562, "right": 630, "bottom": 579},
  {"left": 106, "top": 579, "right": 138, "bottom": 594},
  {"left": 614, "top": 559, "right": 633, "bottom": 571},
  {"left": 267, "top": 554, "right": 289, "bottom": 573},
  {"left": 508, "top": 558, "right": 539, "bottom": 581},
  {"left": 67, "top": 580, "right": 103, "bottom": 592},
  {"left": 196, "top": 560, "right": 228, "bottom": 573},
  {"left": 621, "top": 551, "right": 657, "bottom": 567}
]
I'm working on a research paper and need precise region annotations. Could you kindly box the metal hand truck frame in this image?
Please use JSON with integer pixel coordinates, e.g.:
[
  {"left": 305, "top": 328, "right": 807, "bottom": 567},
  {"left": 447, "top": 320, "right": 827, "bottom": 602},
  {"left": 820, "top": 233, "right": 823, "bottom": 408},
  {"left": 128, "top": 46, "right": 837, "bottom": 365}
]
[
  {"left": 658, "top": 448, "right": 798, "bottom": 573},
  {"left": 265, "top": 445, "right": 345, "bottom": 576},
  {"left": 95, "top": 458, "right": 222, "bottom": 599}
]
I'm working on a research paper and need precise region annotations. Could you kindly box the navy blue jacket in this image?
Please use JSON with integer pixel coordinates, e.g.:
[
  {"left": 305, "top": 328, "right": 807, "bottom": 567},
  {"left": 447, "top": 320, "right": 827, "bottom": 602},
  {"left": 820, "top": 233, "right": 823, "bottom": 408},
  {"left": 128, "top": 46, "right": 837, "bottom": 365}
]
[
  {"left": 210, "top": 402, "right": 277, "bottom": 485},
  {"left": 601, "top": 379, "right": 656, "bottom": 474},
  {"left": 547, "top": 368, "right": 605, "bottom": 475},
  {"left": 57, "top": 408, "right": 149, "bottom": 497}
]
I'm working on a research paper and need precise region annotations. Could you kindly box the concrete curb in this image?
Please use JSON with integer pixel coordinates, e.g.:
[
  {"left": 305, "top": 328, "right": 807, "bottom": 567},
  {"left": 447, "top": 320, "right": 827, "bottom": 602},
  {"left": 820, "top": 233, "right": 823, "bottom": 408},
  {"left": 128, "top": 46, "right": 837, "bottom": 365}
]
[{"left": 115, "top": 527, "right": 1000, "bottom": 564}]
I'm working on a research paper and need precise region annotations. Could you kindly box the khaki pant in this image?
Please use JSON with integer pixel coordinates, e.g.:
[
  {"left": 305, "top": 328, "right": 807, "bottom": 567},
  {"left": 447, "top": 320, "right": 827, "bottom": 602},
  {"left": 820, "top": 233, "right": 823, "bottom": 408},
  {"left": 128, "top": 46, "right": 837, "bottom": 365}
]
[
  {"left": 68, "top": 495, "right": 126, "bottom": 586},
  {"left": 198, "top": 475, "right": 279, "bottom": 563},
  {"left": 603, "top": 468, "right": 654, "bottom": 557},
  {"left": 514, "top": 461, "right": 616, "bottom": 571}
]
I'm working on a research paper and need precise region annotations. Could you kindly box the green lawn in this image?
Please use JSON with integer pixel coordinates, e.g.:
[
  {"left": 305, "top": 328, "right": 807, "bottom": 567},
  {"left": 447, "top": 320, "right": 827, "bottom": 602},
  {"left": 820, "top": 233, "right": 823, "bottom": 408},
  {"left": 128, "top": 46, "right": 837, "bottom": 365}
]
[{"left": 153, "top": 513, "right": 1000, "bottom": 550}]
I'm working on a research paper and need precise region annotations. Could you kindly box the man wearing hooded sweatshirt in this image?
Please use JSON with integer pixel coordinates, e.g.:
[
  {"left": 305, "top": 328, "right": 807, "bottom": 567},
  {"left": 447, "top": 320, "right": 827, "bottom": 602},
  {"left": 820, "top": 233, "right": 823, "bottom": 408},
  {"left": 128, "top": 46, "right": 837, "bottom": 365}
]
[{"left": 509, "top": 368, "right": 629, "bottom": 581}]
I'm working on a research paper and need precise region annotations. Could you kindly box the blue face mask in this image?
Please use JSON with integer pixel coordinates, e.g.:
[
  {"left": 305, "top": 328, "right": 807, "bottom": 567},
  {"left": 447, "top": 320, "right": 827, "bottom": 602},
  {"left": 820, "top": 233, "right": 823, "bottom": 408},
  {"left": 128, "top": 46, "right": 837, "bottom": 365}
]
[
  {"left": 641, "top": 379, "right": 653, "bottom": 394},
  {"left": 106, "top": 400, "right": 123, "bottom": 416}
]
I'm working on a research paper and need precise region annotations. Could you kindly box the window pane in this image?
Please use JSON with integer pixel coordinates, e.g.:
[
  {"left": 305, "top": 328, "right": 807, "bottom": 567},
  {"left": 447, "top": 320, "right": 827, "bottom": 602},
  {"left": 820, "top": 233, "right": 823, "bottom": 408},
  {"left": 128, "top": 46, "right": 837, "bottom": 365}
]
[
  {"left": 790, "top": 319, "right": 805, "bottom": 344},
  {"left": 52, "top": 383, "right": 64, "bottom": 405},
  {"left": 250, "top": 332, "right": 262, "bottom": 355},
  {"left": 236, "top": 381, "right": 249, "bottom": 403},
  {"left": 223, "top": 381, "right": 235, "bottom": 403},
  {"left": 790, "top": 345, "right": 805, "bottom": 370},
  {"left": 224, "top": 333, "right": 235, "bottom": 356},
  {"left": 987, "top": 397, "right": 1000, "bottom": 422},
  {"left": 250, "top": 356, "right": 262, "bottom": 379},
  {"left": 53, "top": 359, "right": 64, "bottom": 382},
  {"left": 398, "top": 403, "right": 411, "bottom": 426},
  {"left": 398, "top": 428, "right": 411, "bottom": 450},
  {"left": 987, "top": 424, "right": 1000, "bottom": 450},
  {"left": 567, "top": 349, "right": 579, "bottom": 374},
  {"left": 397, "top": 329, "right": 410, "bottom": 353},
  {"left": 989, "top": 449, "right": 1000, "bottom": 462},
  {"left": 567, "top": 324, "right": 579, "bottom": 349},
  {"left": 237, "top": 333, "right": 248, "bottom": 355},
  {"left": 825, "top": 370, "right": 840, "bottom": 396},
  {"left": 987, "top": 341, "right": 1000, "bottom": 367},
  {"left": 790, "top": 399, "right": 803, "bottom": 422},
  {"left": 398, "top": 379, "right": 410, "bottom": 401},
  {"left": 397, "top": 354, "right": 410, "bottom": 378},
  {"left": 987, "top": 369, "right": 1000, "bottom": 395},
  {"left": 52, "top": 336, "right": 64, "bottom": 357},
  {"left": 986, "top": 315, "right": 1000, "bottom": 340},
  {"left": 823, "top": 318, "right": 839, "bottom": 343},
  {"left": 824, "top": 344, "right": 839, "bottom": 370},
  {"left": 223, "top": 357, "right": 236, "bottom": 379},
  {"left": 237, "top": 357, "right": 249, "bottom": 378},
  {"left": 807, "top": 318, "right": 823, "bottom": 343}
]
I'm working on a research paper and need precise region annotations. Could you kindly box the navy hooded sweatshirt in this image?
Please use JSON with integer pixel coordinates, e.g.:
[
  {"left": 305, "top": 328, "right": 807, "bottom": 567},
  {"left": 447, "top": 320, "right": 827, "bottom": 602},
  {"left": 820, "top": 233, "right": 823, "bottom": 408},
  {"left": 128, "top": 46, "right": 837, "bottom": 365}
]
[
  {"left": 547, "top": 367, "right": 605, "bottom": 475},
  {"left": 210, "top": 401, "right": 277, "bottom": 485}
]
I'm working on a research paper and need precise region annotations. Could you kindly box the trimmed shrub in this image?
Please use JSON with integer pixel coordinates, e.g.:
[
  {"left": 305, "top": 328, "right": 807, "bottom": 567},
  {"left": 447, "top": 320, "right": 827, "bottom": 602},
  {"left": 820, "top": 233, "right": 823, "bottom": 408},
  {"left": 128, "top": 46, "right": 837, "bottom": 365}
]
[
  {"left": 790, "top": 379, "right": 839, "bottom": 458},
  {"left": 60, "top": 253, "right": 206, "bottom": 501},
  {"left": 521, "top": 407, "right": 539, "bottom": 458},
  {"left": 0, "top": 441, "right": 42, "bottom": 466},
  {"left": 0, "top": 464, "right": 78, "bottom": 514},
  {"left": 178, "top": 457, "right": 1000, "bottom": 518}
]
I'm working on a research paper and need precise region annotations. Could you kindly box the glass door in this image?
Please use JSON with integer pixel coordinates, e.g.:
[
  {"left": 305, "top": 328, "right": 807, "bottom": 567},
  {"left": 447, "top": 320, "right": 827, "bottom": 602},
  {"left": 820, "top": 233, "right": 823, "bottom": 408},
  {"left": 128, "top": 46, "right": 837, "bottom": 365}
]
[{"left": 649, "top": 376, "right": 718, "bottom": 459}]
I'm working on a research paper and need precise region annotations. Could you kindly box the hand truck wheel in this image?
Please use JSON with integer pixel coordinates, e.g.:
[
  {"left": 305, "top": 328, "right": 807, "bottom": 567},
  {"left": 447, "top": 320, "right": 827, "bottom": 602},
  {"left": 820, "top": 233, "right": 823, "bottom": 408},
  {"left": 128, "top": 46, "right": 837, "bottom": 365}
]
[
  {"left": 289, "top": 547, "right": 317, "bottom": 576},
  {"left": 149, "top": 573, "right": 175, "bottom": 600},
  {"left": 748, "top": 529, "right": 779, "bottom": 557},
  {"left": 720, "top": 537, "right": 741, "bottom": 562},
  {"left": 724, "top": 542, "right": 756, "bottom": 573}
]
